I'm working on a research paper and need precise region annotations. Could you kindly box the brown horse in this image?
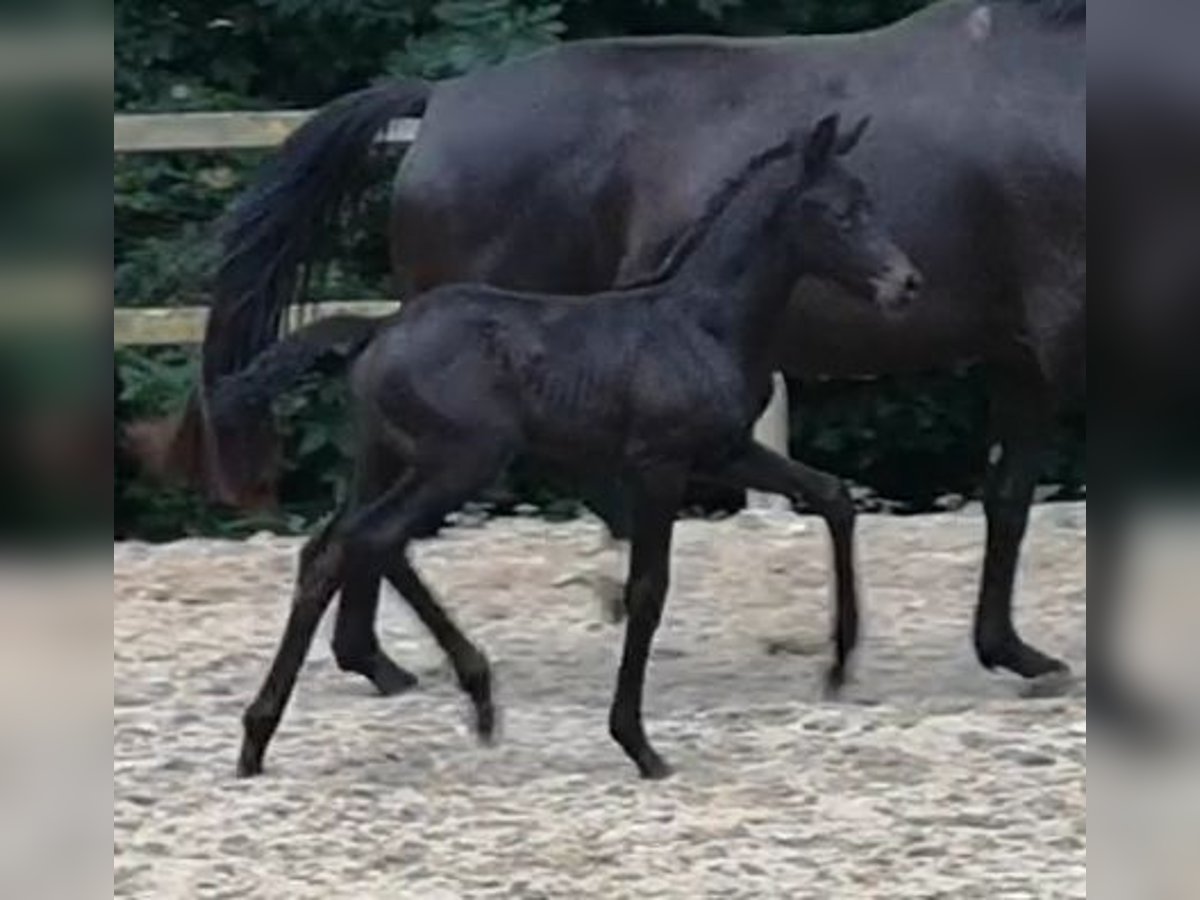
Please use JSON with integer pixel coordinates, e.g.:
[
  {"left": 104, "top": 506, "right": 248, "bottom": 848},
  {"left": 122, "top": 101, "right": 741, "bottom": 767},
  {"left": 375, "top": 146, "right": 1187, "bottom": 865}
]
[{"left": 158, "top": 0, "right": 1085, "bottom": 695}]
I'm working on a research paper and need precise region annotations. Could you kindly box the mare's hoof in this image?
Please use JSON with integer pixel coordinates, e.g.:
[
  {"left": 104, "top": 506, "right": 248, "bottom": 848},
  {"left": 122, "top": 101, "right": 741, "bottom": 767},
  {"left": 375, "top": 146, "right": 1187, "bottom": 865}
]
[
  {"left": 552, "top": 569, "right": 626, "bottom": 623},
  {"left": 594, "top": 575, "right": 627, "bottom": 624},
  {"left": 763, "top": 635, "right": 825, "bottom": 657},
  {"left": 977, "top": 633, "right": 1069, "bottom": 681},
  {"left": 823, "top": 662, "right": 849, "bottom": 698},
  {"left": 1019, "top": 668, "right": 1077, "bottom": 699}
]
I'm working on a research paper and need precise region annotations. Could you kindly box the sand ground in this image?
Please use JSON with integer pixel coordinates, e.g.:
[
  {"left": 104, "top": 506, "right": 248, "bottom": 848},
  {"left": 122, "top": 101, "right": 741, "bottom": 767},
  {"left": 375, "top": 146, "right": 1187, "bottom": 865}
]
[{"left": 114, "top": 503, "right": 1086, "bottom": 899}]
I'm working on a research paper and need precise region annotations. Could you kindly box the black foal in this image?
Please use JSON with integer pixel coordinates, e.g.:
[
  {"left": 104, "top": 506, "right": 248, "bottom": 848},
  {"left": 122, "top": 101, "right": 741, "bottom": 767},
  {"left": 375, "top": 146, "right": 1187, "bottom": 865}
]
[{"left": 235, "top": 113, "right": 920, "bottom": 779}]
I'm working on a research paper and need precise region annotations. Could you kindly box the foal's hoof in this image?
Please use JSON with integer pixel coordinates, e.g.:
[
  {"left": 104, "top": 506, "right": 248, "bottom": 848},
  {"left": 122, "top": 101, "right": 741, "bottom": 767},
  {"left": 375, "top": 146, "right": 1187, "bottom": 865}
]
[
  {"left": 473, "top": 701, "right": 499, "bottom": 745},
  {"left": 236, "top": 746, "right": 264, "bottom": 779},
  {"left": 637, "top": 753, "right": 674, "bottom": 781},
  {"left": 339, "top": 650, "right": 420, "bottom": 697},
  {"left": 369, "top": 656, "right": 420, "bottom": 697},
  {"left": 462, "top": 659, "right": 498, "bottom": 745}
]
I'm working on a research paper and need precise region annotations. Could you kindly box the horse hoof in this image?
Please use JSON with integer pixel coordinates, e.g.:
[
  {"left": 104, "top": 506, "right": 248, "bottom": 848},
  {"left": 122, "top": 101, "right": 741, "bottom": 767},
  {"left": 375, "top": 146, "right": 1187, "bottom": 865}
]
[
  {"left": 370, "top": 657, "right": 420, "bottom": 697},
  {"left": 823, "top": 662, "right": 849, "bottom": 698},
  {"left": 762, "top": 635, "right": 825, "bottom": 657},
  {"left": 593, "top": 574, "right": 627, "bottom": 624},
  {"left": 236, "top": 750, "right": 263, "bottom": 778},
  {"left": 977, "top": 633, "right": 1069, "bottom": 681},
  {"left": 1019, "top": 668, "right": 1077, "bottom": 699},
  {"left": 637, "top": 753, "right": 674, "bottom": 780},
  {"left": 473, "top": 702, "right": 499, "bottom": 745},
  {"left": 553, "top": 569, "right": 626, "bottom": 623}
]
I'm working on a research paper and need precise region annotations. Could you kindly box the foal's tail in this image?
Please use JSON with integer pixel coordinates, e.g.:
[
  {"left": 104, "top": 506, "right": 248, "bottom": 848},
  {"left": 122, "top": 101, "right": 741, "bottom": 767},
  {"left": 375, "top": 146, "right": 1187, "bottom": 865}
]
[
  {"left": 130, "top": 79, "right": 431, "bottom": 508},
  {"left": 207, "top": 314, "right": 388, "bottom": 445}
]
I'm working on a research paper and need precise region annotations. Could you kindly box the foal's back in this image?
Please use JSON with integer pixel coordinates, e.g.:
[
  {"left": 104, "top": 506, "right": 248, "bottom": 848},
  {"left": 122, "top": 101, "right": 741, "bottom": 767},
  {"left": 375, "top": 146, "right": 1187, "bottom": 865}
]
[{"left": 354, "top": 283, "right": 669, "bottom": 466}]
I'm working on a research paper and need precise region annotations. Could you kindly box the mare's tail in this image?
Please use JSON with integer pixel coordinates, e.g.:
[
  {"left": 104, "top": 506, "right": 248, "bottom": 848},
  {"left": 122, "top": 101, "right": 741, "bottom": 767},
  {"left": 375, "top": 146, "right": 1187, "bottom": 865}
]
[{"left": 128, "top": 79, "right": 431, "bottom": 507}]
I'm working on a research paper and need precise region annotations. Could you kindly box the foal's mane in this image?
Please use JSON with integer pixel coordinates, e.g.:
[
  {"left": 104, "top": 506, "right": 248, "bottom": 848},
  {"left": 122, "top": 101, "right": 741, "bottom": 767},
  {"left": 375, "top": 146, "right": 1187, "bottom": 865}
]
[{"left": 613, "top": 131, "right": 804, "bottom": 292}]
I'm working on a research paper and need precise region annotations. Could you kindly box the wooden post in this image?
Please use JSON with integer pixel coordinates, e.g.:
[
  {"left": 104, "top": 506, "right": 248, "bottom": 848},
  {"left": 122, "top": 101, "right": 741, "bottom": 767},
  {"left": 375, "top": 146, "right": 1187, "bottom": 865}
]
[{"left": 747, "top": 372, "right": 791, "bottom": 511}]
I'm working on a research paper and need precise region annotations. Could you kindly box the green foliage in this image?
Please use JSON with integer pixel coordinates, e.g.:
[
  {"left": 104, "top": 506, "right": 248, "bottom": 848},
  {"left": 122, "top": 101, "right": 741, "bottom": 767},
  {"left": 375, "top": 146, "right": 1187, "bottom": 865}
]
[
  {"left": 393, "top": 1, "right": 566, "bottom": 78},
  {"left": 115, "top": 0, "right": 1082, "bottom": 539},
  {"left": 791, "top": 372, "right": 1084, "bottom": 509}
]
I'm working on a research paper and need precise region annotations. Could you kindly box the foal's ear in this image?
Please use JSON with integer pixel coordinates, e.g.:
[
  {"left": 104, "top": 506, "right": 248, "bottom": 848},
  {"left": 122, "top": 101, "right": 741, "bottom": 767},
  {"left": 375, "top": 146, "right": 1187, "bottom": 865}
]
[
  {"left": 836, "top": 116, "right": 871, "bottom": 156},
  {"left": 804, "top": 113, "right": 841, "bottom": 176}
]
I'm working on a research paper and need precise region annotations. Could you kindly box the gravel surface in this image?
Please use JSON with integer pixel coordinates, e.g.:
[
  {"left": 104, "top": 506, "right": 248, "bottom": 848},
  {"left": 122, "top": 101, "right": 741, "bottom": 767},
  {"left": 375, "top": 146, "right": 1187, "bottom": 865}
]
[{"left": 114, "top": 504, "right": 1086, "bottom": 899}]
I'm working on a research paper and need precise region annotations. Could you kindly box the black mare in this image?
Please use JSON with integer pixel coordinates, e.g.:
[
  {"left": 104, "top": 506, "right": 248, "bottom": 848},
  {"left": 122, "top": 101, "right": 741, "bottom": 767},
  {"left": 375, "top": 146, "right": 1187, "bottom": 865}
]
[
  {"left": 162, "top": 0, "right": 1085, "bottom": 695},
  {"left": 228, "top": 116, "right": 921, "bottom": 778}
]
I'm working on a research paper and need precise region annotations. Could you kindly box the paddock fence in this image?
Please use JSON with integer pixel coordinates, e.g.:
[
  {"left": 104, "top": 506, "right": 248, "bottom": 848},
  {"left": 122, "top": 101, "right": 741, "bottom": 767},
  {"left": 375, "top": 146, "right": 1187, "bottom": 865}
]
[{"left": 114, "top": 109, "right": 417, "bottom": 346}]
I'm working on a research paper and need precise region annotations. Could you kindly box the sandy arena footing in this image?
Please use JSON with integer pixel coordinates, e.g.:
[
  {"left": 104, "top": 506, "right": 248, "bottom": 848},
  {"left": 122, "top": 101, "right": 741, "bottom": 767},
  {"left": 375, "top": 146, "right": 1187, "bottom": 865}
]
[{"left": 115, "top": 504, "right": 1086, "bottom": 899}]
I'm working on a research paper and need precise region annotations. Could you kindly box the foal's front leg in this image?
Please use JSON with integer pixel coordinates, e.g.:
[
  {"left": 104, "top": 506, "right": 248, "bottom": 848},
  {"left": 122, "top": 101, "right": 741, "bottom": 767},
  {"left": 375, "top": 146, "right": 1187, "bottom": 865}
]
[
  {"left": 703, "top": 442, "right": 859, "bottom": 691},
  {"left": 608, "top": 466, "right": 686, "bottom": 779}
]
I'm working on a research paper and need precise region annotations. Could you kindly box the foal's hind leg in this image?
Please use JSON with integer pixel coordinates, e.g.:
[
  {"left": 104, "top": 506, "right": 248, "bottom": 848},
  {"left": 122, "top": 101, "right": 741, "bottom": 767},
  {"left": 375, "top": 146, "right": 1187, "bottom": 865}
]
[
  {"left": 385, "top": 558, "right": 496, "bottom": 741},
  {"left": 332, "top": 569, "right": 419, "bottom": 695},
  {"left": 238, "top": 514, "right": 345, "bottom": 777},
  {"left": 344, "top": 447, "right": 509, "bottom": 741},
  {"left": 332, "top": 448, "right": 418, "bottom": 696},
  {"left": 701, "top": 442, "right": 859, "bottom": 692}
]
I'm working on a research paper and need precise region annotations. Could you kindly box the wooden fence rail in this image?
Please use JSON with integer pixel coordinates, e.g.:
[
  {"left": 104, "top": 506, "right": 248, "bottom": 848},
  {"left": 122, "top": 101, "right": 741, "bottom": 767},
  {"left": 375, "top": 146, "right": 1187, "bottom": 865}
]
[
  {"left": 113, "top": 108, "right": 415, "bottom": 346},
  {"left": 113, "top": 301, "right": 399, "bottom": 346},
  {"left": 115, "top": 111, "right": 420, "bottom": 153}
]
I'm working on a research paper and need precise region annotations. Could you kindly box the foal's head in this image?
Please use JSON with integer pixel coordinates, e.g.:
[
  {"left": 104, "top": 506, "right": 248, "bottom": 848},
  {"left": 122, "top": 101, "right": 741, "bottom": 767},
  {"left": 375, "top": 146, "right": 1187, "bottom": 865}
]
[{"left": 791, "top": 114, "right": 922, "bottom": 314}]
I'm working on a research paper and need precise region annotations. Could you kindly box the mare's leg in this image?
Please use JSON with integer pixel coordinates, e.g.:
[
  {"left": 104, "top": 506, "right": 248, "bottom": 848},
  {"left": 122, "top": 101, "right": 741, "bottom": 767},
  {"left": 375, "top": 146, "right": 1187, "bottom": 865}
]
[
  {"left": 331, "top": 447, "right": 418, "bottom": 696},
  {"left": 974, "top": 374, "right": 1070, "bottom": 678},
  {"left": 572, "top": 475, "right": 632, "bottom": 622},
  {"left": 238, "top": 513, "right": 346, "bottom": 777},
  {"left": 608, "top": 466, "right": 686, "bottom": 779},
  {"left": 700, "top": 442, "right": 858, "bottom": 692}
]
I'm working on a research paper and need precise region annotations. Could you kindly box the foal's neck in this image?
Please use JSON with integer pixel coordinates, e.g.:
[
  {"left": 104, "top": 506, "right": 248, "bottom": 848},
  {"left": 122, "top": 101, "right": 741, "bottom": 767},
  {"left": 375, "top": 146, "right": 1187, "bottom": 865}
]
[{"left": 662, "top": 164, "right": 805, "bottom": 362}]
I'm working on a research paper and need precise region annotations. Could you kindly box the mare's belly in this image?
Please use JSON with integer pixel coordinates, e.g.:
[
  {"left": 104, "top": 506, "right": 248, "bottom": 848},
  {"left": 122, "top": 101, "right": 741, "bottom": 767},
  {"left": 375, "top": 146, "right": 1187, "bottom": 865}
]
[{"left": 777, "top": 280, "right": 986, "bottom": 379}]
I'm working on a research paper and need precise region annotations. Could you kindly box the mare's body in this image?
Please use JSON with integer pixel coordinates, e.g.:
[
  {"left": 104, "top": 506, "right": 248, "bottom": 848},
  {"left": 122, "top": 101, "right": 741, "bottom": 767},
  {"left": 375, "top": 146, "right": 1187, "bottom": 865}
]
[{"left": 183, "top": 0, "right": 1085, "bottom": 693}]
